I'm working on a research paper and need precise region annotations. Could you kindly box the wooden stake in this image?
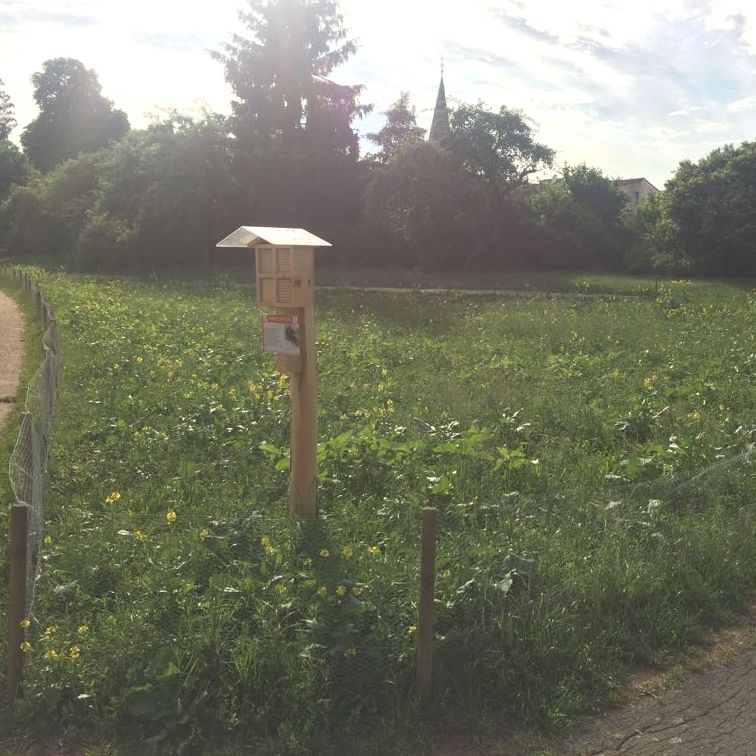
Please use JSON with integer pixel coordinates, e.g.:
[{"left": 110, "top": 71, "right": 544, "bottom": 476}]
[
  {"left": 7, "top": 503, "right": 29, "bottom": 700},
  {"left": 285, "top": 304, "right": 318, "bottom": 520},
  {"left": 418, "top": 507, "right": 437, "bottom": 702}
]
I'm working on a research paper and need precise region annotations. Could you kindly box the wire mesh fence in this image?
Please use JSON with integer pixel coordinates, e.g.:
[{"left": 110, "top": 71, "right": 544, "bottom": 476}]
[{"left": 2, "top": 266, "right": 61, "bottom": 616}]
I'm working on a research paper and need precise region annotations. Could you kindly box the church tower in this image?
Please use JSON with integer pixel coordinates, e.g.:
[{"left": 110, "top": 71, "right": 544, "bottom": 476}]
[{"left": 429, "top": 63, "right": 450, "bottom": 142}]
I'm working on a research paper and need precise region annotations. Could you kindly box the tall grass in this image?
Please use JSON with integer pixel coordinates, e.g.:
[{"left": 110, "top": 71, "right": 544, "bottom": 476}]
[{"left": 3, "top": 273, "right": 755, "bottom": 752}]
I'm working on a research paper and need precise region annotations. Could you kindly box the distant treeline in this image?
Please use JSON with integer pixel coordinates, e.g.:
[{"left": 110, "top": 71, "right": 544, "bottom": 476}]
[{"left": 1, "top": 1, "right": 755, "bottom": 277}]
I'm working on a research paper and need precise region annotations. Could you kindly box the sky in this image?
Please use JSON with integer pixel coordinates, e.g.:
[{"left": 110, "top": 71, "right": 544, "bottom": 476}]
[{"left": 2, "top": 0, "right": 756, "bottom": 188}]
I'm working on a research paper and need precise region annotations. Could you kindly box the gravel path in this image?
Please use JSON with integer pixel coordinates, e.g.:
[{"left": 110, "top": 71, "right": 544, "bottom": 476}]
[
  {"left": 562, "top": 649, "right": 756, "bottom": 755},
  {"left": 0, "top": 290, "right": 23, "bottom": 429},
  {"left": 317, "top": 285, "right": 635, "bottom": 299}
]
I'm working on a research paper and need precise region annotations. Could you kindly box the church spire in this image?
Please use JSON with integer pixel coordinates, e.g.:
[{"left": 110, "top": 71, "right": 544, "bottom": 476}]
[{"left": 429, "top": 60, "right": 450, "bottom": 142}]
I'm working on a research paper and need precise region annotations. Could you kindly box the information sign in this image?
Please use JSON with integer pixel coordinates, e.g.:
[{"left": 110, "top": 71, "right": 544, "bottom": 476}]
[{"left": 262, "top": 314, "right": 300, "bottom": 355}]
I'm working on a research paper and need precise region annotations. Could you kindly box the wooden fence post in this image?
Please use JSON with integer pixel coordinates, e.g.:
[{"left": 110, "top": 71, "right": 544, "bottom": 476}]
[
  {"left": 418, "top": 506, "right": 437, "bottom": 703},
  {"left": 7, "top": 503, "right": 29, "bottom": 699}
]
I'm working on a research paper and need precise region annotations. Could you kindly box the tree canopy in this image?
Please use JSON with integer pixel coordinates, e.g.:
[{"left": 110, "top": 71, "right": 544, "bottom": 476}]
[
  {"left": 364, "top": 141, "right": 479, "bottom": 270},
  {"left": 21, "top": 58, "right": 129, "bottom": 172},
  {"left": 214, "top": 0, "right": 368, "bottom": 157},
  {"left": 665, "top": 142, "right": 756, "bottom": 276},
  {"left": 5, "top": 4, "right": 756, "bottom": 279},
  {"left": 0, "top": 79, "right": 17, "bottom": 140},
  {"left": 447, "top": 103, "right": 554, "bottom": 193},
  {"left": 527, "top": 165, "right": 628, "bottom": 269},
  {"left": 0, "top": 141, "right": 29, "bottom": 200},
  {"left": 0, "top": 80, "right": 28, "bottom": 200},
  {"left": 366, "top": 92, "right": 425, "bottom": 164}
]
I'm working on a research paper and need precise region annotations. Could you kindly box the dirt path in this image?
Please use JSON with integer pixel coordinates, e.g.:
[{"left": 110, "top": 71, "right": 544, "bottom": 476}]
[{"left": 0, "top": 290, "right": 24, "bottom": 429}]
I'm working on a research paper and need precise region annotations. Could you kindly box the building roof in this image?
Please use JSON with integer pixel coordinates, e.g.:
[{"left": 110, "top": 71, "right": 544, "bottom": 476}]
[
  {"left": 429, "top": 73, "right": 450, "bottom": 142},
  {"left": 216, "top": 227, "right": 332, "bottom": 249},
  {"left": 618, "top": 178, "right": 660, "bottom": 191}
]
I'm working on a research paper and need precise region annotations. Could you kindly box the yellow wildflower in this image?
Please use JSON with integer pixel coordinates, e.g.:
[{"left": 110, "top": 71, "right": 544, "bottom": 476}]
[
  {"left": 336, "top": 585, "right": 347, "bottom": 597},
  {"left": 261, "top": 535, "right": 277, "bottom": 556},
  {"left": 44, "top": 535, "right": 53, "bottom": 546},
  {"left": 77, "top": 625, "right": 89, "bottom": 637},
  {"left": 351, "top": 586, "right": 363, "bottom": 597},
  {"left": 406, "top": 625, "right": 417, "bottom": 636},
  {"left": 341, "top": 546, "right": 353, "bottom": 559},
  {"left": 166, "top": 510, "right": 177, "bottom": 524},
  {"left": 133, "top": 529, "right": 147, "bottom": 542},
  {"left": 317, "top": 586, "right": 328, "bottom": 598},
  {"left": 367, "top": 545, "right": 381, "bottom": 557},
  {"left": 303, "top": 557, "right": 312, "bottom": 568},
  {"left": 69, "top": 646, "right": 81, "bottom": 660},
  {"left": 319, "top": 548, "right": 330, "bottom": 558},
  {"left": 44, "top": 649, "right": 59, "bottom": 661},
  {"left": 199, "top": 528, "right": 210, "bottom": 540},
  {"left": 19, "top": 619, "right": 31, "bottom": 629},
  {"left": 104, "top": 491, "right": 121, "bottom": 505},
  {"left": 20, "top": 641, "right": 32, "bottom": 653},
  {"left": 43, "top": 626, "right": 56, "bottom": 637}
]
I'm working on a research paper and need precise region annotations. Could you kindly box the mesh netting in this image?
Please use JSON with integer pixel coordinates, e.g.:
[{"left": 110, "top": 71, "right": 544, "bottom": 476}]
[{"left": 4, "top": 267, "right": 61, "bottom": 614}]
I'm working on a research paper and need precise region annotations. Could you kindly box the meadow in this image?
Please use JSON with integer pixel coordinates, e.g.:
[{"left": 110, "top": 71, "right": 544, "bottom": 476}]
[{"left": 2, "top": 271, "right": 756, "bottom": 753}]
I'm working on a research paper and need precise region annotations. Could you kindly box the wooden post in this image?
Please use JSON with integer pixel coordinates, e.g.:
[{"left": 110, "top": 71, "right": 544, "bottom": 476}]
[
  {"left": 286, "top": 303, "right": 318, "bottom": 520},
  {"left": 7, "top": 503, "right": 29, "bottom": 699},
  {"left": 417, "top": 507, "right": 437, "bottom": 703}
]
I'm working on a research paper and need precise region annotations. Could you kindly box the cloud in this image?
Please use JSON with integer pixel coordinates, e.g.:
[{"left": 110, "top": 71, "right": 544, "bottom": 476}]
[
  {"left": 443, "top": 41, "right": 551, "bottom": 92},
  {"left": 492, "top": 13, "right": 562, "bottom": 45},
  {"left": 692, "top": 119, "right": 730, "bottom": 133},
  {"left": 131, "top": 30, "right": 223, "bottom": 55},
  {"left": 0, "top": 5, "right": 100, "bottom": 30},
  {"left": 668, "top": 106, "right": 705, "bottom": 117},
  {"left": 727, "top": 95, "right": 756, "bottom": 112}
]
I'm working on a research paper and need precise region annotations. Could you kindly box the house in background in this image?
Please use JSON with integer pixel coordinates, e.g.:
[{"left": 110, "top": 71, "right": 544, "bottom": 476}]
[{"left": 618, "top": 178, "right": 660, "bottom": 208}]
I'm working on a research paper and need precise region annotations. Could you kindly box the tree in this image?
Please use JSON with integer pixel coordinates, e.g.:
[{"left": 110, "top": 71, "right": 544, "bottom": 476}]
[
  {"left": 21, "top": 58, "right": 129, "bottom": 172},
  {"left": 0, "top": 79, "right": 16, "bottom": 140},
  {"left": 526, "top": 164, "right": 629, "bottom": 269},
  {"left": 367, "top": 92, "right": 425, "bottom": 164},
  {"left": 0, "top": 141, "right": 29, "bottom": 200},
  {"left": 214, "top": 0, "right": 368, "bottom": 156},
  {"left": 1, "top": 152, "right": 101, "bottom": 258},
  {"left": 562, "top": 164, "right": 627, "bottom": 224},
  {"left": 2, "top": 112, "right": 240, "bottom": 269},
  {"left": 623, "top": 193, "right": 682, "bottom": 274},
  {"left": 665, "top": 142, "right": 756, "bottom": 276},
  {"left": 364, "top": 141, "right": 482, "bottom": 270},
  {"left": 0, "top": 81, "right": 28, "bottom": 200},
  {"left": 447, "top": 103, "right": 554, "bottom": 194},
  {"left": 74, "top": 112, "right": 240, "bottom": 269}
]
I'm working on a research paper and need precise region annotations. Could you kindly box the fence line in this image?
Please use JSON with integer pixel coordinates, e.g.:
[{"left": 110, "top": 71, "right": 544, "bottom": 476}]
[{"left": 2, "top": 265, "right": 62, "bottom": 699}]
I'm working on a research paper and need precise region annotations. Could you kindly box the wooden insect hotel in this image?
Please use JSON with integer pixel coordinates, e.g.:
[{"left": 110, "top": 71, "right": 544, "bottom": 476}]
[{"left": 216, "top": 226, "right": 331, "bottom": 520}]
